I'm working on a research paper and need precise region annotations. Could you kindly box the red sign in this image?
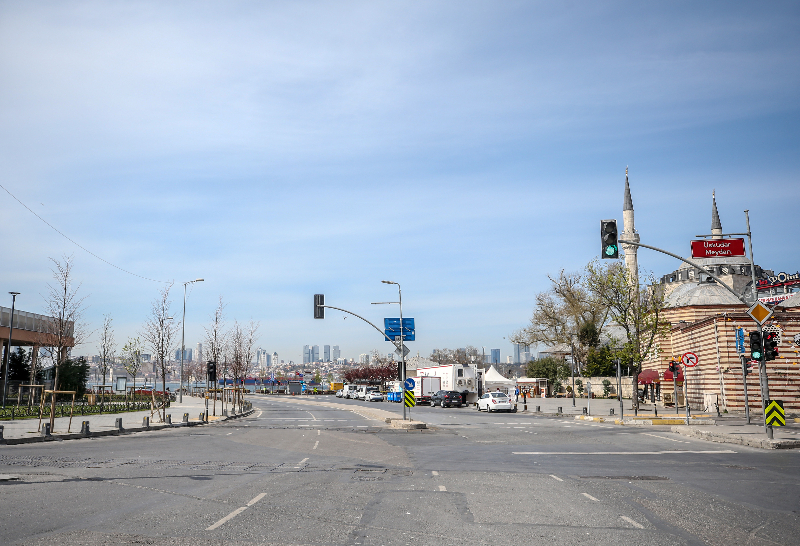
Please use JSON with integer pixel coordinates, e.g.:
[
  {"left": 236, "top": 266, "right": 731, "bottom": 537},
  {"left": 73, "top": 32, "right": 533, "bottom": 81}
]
[
  {"left": 691, "top": 239, "right": 746, "bottom": 258},
  {"left": 681, "top": 352, "right": 698, "bottom": 368}
]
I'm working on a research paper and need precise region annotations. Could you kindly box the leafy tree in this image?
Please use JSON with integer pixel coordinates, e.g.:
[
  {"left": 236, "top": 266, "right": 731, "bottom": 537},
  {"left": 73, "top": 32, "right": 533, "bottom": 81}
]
[
  {"left": 58, "top": 357, "right": 90, "bottom": 398},
  {"left": 6, "top": 347, "right": 32, "bottom": 381},
  {"left": 601, "top": 379, "right": 612, "bottom": 397},
  {"left": 526, "top": 356, "right": 569, "bottom": 396},
  {"left": 583, "top": 345, "right": 617, "bottom": 377}
]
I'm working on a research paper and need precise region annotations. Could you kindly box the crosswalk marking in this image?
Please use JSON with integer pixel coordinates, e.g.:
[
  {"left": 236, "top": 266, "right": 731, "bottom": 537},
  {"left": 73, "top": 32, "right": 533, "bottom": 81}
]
[
  {"left": 620, "top": 515, "right": 644, "bottom": 529},
  {"left": 582, "top": 493, "right": 600, "bottom": 501}
]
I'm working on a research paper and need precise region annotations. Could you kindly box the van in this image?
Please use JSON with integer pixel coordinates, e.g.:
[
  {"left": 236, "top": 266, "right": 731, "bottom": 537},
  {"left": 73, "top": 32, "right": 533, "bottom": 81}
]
[
  {"left": 355, "top": 385, "right": 379, "bottom": 400},
  {"left": 343, "top": 384, "right": 359, "bottom": 399}
]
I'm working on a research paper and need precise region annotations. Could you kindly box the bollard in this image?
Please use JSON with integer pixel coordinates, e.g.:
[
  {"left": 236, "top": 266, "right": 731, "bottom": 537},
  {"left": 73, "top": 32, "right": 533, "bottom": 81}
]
[
  {"left": 165, "top": 414, "right": 172, "bottom": 425},
  {"left": 223, "top": 409, "right": 228, "bottom": 417},
  {"left": 655, "top": 407, "right": 658, "bottom": 417},
  {"left": 536, "top": 405, "right": 540, "bottom": 412},
  {"left": 115, "top": 417, "right": 123, "bottom": 431},
  {"left": 523, "top": 404, "right": 527, "bottom": 411},
  {"left": 0, "top": 425, "right": 4, "bottom": 441},
  {"left": 182, "top": 413, "right": 189, "bottom": 423},
  {"left": 582, "top": 407, "right": 587, "bottom": 415},
  {"left": 41, "top": 423, "right": 51, "bottom": 437},
  {"left": 80, "top": 421, "right": 90, "bottom": 435},
  {"left": 142, "top": 416, "right": 150, "bottom": 428},
  {"left": 199, "top": 412, "right": 205, "bottom": 422},
  {"left": 557, "top": 406, "right": 562, "bottom": 414},
  {"left": 609, "top": 408, "right": 614, "bottom": 416}
]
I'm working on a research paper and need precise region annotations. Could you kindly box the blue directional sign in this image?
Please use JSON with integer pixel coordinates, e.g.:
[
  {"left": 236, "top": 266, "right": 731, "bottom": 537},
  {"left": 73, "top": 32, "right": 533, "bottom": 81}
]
[
  {"left": 384, "top": 318, "right": 415, "bottom": 341},
  {"left": 404, "top": 378, "right": 415, "bottom": 390},
  {"left": 735, "top": 327, "right": 745, "bottom": 354}
]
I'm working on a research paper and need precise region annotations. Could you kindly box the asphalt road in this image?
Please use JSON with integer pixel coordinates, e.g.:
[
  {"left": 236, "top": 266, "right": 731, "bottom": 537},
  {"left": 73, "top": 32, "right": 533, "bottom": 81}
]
[{"left": 1, "top": 394, "right": 798, "bottom": 546}]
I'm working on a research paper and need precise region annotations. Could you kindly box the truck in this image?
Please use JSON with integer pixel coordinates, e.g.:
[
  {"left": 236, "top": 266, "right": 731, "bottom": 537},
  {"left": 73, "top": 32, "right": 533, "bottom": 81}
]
[
  {"left": 410, "top": 376, "right": 441, "bottom": 405},
  {"left": 416, "top": 364, "right": 480, "bottom": 405},
  {"left": 330, "top": 382, "right": 344, "bottom": 393}
]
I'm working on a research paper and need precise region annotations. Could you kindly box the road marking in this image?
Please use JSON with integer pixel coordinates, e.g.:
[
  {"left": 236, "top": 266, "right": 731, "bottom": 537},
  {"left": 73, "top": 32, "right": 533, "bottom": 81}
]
[
  {"left": 206, "top": 507, "right": 248, "bottom": 530},
  {"left": 247, "top": 493, "right": 266, "bottom": 506},
  {"left": 313, "top": 441, "right": 319, "bottom": 450},
  {"left": 514, "top": 450, "right": 737, "bottom": 455},
  {"left": 299, "top": 458, "right": 309, "bottom": 464},
  {"left": 306, "top": 411, "right": 317, "bottom": 421},
  {"left": 550, "top": 475, "right": 563, "bottom": 482},
  {"left": 255, "top": 410, "right": 263, "bottom": 418},
  {"left": 642, "top": 433, "right": 689, "bottom": 443},
  {"left": 226, "top": 432, "right": 232, "bottom": 435},
  {"left": 432, "top": 471, "right": 439, "bottom": 476},
  {"left": 438, "top": 485, "right": 447, "bottom": 491},
  {"left": 317, "top": 430, "right": 321, "bottom": 436},
  {"left": 620, "top": 515, "right": 644, "bottom": 528},
  {"left": 582, "top": 493, "right": 600, "bottom": 501}
]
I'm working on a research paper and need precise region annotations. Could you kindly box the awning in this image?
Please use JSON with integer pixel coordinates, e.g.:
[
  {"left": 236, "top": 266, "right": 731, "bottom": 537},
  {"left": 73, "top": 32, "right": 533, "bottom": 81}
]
[{"left": 638, "top": 369, "right": 660, "bottom": 384}]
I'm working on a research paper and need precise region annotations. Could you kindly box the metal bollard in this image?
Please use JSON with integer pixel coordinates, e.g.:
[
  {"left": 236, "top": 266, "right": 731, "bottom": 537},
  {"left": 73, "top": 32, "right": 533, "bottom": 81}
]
[
  {"left": 115, "top": 417, "right": 123, "bottom": 431},
  {"left": 0, "top": 425, "right": 4, "bottom": 441},
  {"left": 582, "top": 407, "right": 588, "bottom": 415},
  {"left": 142, "top": 416, "right": 150, "bottom": 428},
  {"left": 199, "top": 412, "right": 205, "bottom": 422},
  {"left": 80, "top": 421, "right": 90, "bottom": 435},
  {"left": 609, "top": 408, "right": 614, "bottom": 416},
  {"left": 536, "top": 405, "right": 540, "bottom": 412},
  {"left": 557, "top": 407, "right": 562, "bottom": 414},
  {"left": 41, "top": 423, "right": 51, "bottom": 437},
  {"left": 223, "top": 409, "right": 228, "bottom": 417},
  {"left": 182, "top": 413, "right": 189, "bottom": 423},
  {"left": 165, "top": 414, "right": 172, "bottom": 425}
]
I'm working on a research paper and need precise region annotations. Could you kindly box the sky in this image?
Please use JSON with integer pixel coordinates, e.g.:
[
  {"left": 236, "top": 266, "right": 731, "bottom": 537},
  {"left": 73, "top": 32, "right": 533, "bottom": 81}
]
[{"left": 1, "top": 1, "right": 799, "bottom": 364}]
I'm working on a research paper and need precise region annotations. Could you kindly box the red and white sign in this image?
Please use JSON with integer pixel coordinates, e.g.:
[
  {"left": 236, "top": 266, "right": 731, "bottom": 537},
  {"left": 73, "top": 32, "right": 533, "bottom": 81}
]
[
  {"left": 690, "top": 238, "right": 746, "bottom": 258},
  {"left": 681, "top": 352, "right": 698, "bottom": 368}
]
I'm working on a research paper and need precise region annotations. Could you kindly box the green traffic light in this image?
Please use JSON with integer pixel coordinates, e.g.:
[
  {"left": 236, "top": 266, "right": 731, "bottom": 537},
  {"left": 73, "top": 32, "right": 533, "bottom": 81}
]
[
  {"left": 604, "top": 245, "right": 617, "bottom": 256},
  {"left": 752, "top": 351, "right": 762, "bottom": 359}
]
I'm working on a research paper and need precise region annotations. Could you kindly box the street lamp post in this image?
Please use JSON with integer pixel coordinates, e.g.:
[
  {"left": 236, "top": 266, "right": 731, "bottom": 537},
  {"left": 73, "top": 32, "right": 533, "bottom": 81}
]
[
  {"left": 375, "top": 280, "right": 406, "bottom": 420},
  {"left": 180, "top": 279, "right": 204, "bottom": 403},
  {"left": 2, "top": 292, "right": 20, "bottom": 408}
]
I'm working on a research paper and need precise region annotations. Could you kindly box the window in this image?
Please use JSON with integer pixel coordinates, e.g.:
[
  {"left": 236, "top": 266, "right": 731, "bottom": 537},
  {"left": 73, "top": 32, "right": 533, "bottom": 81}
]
[{"left": 457, "top": 369, "right": 463, "bottom": 377}]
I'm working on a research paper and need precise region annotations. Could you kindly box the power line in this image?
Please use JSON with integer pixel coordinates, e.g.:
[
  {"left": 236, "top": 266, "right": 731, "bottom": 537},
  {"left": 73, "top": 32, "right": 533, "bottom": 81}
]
[{"left": 0, "top": 182, "right": 170, "bottom": 283}]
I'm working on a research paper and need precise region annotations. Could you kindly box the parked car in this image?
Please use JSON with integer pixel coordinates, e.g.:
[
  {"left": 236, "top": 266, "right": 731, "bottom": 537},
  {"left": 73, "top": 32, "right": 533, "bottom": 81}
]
[
  {"left": 335, "top": 389, "right": 344, "bottom": 398},
  {"left": 431, "top": 390, "right": 463, "bottom": 408},
  {"left": 477, "top": 392, "right": 515, "bottom": 412},
  {"left": 365, "top": 391, "right": 384, "bottom": 402}
]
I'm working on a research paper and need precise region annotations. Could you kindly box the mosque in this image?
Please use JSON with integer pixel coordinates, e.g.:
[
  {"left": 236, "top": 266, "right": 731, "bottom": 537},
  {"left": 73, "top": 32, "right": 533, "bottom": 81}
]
[{"left": 622, "top": 173, "right": 800, "bottom": 414}]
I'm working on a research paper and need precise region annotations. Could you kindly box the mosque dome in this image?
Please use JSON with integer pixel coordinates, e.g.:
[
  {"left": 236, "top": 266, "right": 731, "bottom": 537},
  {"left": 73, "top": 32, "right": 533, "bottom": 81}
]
[{"left": 667, "top": 282, "right": 744, "bottom": 307}]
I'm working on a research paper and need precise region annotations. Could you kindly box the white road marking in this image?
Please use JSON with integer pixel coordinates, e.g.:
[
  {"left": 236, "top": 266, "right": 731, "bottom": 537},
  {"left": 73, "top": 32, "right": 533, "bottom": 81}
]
[
  {"left": 432, "top": 471, "right": 439, "bottom": 476},
  {"left": 621, "top": 515, "right": 645, "bottom": 529},
  {"left": 206, "top": 507, "right": 247, "bottom": 530},
  {"left": 299, "top": 458, "right": 309, "bottom": 464},
  {"left": 550, "top": 475, "right": 563, "bottom": 482},
  {"left": 582, "top": 493, "right": 600, "bottom": 501},
  {"left": 247, "top": 493, "right": 266, "bottom": 506},
  {"left": 317, "top": 430, "right": 321, "bottom": 436},
  {"left": 313, "top": 441, "right": 319, "bottom": 450},
  {"left": 642, "top": 433, "right": 689, "bottom": 443},
  {"left": 254, "top": 410, "right": 263, "bottom": 418},
  {"left": 514, "top": 450, "right": 737, "bottom": 455},
  {"left": 226, "top": 432, "right": 232, "bottom": 435},
  {"left": 438, "top": 485, "right": 447, "bottom": 491}
]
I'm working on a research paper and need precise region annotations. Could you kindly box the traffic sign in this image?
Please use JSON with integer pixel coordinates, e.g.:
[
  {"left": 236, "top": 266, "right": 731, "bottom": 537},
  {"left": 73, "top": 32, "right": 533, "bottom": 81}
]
[
  {"left": 735, "top": 328, "right": 745, "bottom": 354},
  {"left": 404, "top": 378, "right": 415, "bottom": 390},
  {"left": 394, "top": 343, "right": 410, "bottom": 357},
  {"left": 384, "top": 318, "right": 415, "bottom": 341},
  {"left": 747, "top": 301, "right": 773, "bottom": 325},
  {"left": 404, "top": 390, "right": 416, "bottom": 408},
  {"left": 765, "top": 400, "right": 785, "bottom": 426},
  {"left": 691, "top": 238, "right": 746, "bottom": 258},
  {"left": 681, "top": 352, "right": 698, "bottom": 368}
]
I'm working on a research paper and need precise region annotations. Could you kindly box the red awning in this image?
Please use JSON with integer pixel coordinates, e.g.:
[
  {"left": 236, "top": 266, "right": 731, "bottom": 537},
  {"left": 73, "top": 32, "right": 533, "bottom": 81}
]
[
  {"left": 638, "top": 369, "right": 660, "bottom": 384},
  {"left": 663, "top": 369, "right": 684, "bottom": 382}
]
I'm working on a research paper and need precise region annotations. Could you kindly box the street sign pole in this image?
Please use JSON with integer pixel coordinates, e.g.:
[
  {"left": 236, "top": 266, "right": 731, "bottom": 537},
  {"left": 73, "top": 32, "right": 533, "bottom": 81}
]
[
  {"left": 740, "top": 355, "right": 751, "bottom": 424},
  {"left": 616, "top": 358, "right": 623, "bottom": 418}
]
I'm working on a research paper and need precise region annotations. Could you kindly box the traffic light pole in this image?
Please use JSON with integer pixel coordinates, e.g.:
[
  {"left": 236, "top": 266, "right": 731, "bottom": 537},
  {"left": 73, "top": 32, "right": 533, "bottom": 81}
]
[{"left": 739, "top": 355, "right": 751, "bottom": 424}]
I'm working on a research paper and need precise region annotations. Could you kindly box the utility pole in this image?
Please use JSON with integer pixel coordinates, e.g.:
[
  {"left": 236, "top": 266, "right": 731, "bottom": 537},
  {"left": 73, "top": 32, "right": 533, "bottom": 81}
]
[{"left": 2, "top": 292, "right": 20, "bottom": 408}]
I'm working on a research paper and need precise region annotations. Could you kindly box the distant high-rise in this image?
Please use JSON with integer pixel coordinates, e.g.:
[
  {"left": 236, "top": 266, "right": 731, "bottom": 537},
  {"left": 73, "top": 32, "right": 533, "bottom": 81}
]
[
  {"left": 174, "top": 348, "right": 192, "bottom": 361},
  {"left": 359, "top": 353, "right": 370, "bottom": 365},
  {"left": 272, "top": 352, "right": 278, "bottom": 366},
  {"left": 196, "top": 343, "right": 203, "bottom": 363},
  {"left": 312, "top": 345, "right": 320, "bottom": 362},
  {"left": 491, "top": 349, "right": 500, "bottom": 365},
  {"left": 324, "top": 345, "right": 330, "bottom": 362},
  {"left": 332, "top": 345, "right": 341, "bottom": 360},
  {"left": 303, "top": 345, "right": 311, "bottom": 365}
]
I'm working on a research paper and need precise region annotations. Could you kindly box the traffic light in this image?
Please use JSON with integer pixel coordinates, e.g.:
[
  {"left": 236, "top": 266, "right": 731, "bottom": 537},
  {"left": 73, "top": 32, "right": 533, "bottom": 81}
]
[
  {"left": 743, "top": 360, "right": 753, "bottom": 376},
  {"left": 314, "top": 294, "right": 325, "bottom": 319},
  {"left": 207, "top": 361, "right": 217, "bottom": 382},
  {"left": 764, "top": 331, "right": 779, "bottom": 361},
  {"left": 600, "top": 220, "right": 619, "bottom": 259},
  {"left": 668, "top": 361, "right": 679, "bottom": 374},
  {"left": 748, "top": 331, "right": 763, "bottom": 361}
]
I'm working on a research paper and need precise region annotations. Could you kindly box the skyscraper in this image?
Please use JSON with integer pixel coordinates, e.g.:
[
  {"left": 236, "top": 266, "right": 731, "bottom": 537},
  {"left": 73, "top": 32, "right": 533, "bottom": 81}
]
[
  {"left": 324, "top": 345, "right": 330, "bottom": 362},
  {"left": 196, "top": 342, "right": 203, "bottom": 363},
  {"left": 332, "top": 345, "right": 340, "bottom": 360},
  {"left": 303, "top": 345, "right": 310, "bottom": 364},
  {"left": 312, "top": 345, "right": 320, "bottom": 362},
  {"left": 272, "top": 352, "right": 278, "bottom": 367},
  {"left": 491, "top": 349, "right": 500, "bottom": 364}
]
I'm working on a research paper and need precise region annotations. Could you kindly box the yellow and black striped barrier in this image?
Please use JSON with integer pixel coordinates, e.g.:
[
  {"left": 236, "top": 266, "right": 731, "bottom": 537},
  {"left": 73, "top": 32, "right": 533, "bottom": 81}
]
[
  {"left": 765, "top": 400, "right": 785, "bottom": 427},
  {"left": 404, "top": 390, "right": 416, "bottom": 408}
]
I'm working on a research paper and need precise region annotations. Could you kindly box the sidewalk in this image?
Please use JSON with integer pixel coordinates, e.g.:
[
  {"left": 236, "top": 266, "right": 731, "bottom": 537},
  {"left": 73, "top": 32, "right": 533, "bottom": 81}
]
[
  {"left": 0, "top": 395, "right": 242, "bottom": 444},
  {"left": 671, "top": 417, "right": 800, "bottom": 449}
]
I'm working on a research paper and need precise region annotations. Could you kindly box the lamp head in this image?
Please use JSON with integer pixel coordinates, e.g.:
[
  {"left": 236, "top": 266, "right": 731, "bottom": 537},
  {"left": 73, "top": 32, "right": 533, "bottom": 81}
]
[
  {"left": 9, "top": 292, "right": 20, "bottom": 296},
  {"left": 196, "top": 278, "right": 204, "bottom": 282},
  {"left": 382, "top": 280, "right": 396, "bottom": 285}
]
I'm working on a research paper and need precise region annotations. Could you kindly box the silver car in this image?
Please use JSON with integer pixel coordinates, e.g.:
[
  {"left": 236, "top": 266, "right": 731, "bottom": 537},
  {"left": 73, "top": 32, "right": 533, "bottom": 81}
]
[{"left": 477, "top": 392, "right": 515, "bottom": 412}]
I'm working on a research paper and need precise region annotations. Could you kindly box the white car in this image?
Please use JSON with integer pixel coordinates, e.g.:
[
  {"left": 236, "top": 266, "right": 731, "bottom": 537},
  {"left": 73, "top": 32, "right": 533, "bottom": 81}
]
[
  {"left": 477, "top": 392, "right": 515, "bottom": 412},
  {"left": 335, "top": 389, "right": 344, "bottom": 398},
  {"left": 365, "top": 392, "right": 384, "bottom": 402}
]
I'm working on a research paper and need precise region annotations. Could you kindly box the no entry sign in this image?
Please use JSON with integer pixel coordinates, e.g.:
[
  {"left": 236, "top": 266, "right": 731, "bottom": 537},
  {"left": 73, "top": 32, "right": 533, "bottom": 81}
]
[{"left": 681, "top": 352, "right": 699, "bottom": 368}]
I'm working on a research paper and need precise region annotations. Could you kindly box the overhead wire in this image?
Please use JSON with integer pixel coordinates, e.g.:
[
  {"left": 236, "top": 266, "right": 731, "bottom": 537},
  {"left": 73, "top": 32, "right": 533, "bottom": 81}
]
[{"left": 0, "top": 181, "right": 170, "bottom": 283}]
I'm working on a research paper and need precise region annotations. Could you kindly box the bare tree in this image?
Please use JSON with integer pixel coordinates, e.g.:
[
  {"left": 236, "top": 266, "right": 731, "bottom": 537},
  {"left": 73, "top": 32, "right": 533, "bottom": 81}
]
[
  {"left": 203, "top": 297, "right": 227, "bottom": 411},
  {"left": 227, "top": 319, "right": 259, "bottom": 412},
  {"left": 98, "top": 314, "right": 116, "bottom": 386},
  {"left": 121, "top": 337, "right": 144, "bottom": 402},
  {"left": 141, "top": 284, "right": 178, "bottom": 419},
  {"left": 38, "top": 255, "right": 88, "bottom": 430}
]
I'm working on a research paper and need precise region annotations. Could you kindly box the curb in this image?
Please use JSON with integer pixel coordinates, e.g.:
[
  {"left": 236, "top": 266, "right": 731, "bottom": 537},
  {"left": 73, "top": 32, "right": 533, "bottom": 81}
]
[
  {"left": 384, "top": 418, "right": 427, "bottom": 429},
  {"left": 0, "top": 420, "right": 205, "bottom": 445},
  {"left": 573, "top": 415, "right": 716, "bottom": 426},
  {"left": 671, "top": 425, "right": 800, "bottom": 450}
]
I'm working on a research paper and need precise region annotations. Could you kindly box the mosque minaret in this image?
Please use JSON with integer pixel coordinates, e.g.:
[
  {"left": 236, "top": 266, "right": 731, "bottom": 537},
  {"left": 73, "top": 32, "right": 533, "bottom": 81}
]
[{"left": 621, "top": 167, "right": 640, "bottom": 287}]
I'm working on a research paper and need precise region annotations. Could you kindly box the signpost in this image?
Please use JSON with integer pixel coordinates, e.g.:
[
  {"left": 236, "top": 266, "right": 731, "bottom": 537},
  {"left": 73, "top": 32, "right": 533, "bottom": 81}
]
[
  {"left": 404, "top": 390, "right": 416, "bottom": 408},
  {"left": 404, "top": 378, "right": 415, "bottom": 391},
  {"left": 690, "top": 238, "right": 746, "bottom": 258},
  {"left": 765, "top": 400, "right": 785, "bottom": 427},
  {"left": 384, "top": 318, "right": 415, "bottom": 341}
]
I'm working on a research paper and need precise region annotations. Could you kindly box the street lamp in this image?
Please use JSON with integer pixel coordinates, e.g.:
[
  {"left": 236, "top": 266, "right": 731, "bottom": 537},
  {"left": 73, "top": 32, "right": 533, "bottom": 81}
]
[
  {"left": 373, "top": 280, "right": 406, "bottom": 419},
  {"left": 2, "top": 292, "right": 20, "bottom": 408},
  {"left": 180, "top": 279, "right": 204, "bottom": 403}
]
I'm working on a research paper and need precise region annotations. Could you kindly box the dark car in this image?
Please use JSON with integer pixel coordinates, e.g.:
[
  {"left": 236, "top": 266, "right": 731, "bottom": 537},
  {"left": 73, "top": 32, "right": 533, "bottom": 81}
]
[{"left": 431, "top": 390, "right": 463, "bottom": 408}]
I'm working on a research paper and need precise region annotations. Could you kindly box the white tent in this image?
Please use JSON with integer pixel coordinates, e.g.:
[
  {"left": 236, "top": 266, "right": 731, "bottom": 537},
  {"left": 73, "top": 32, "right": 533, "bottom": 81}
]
[{"left": 483, "top": 365, "right": 516, "bottom": 394}]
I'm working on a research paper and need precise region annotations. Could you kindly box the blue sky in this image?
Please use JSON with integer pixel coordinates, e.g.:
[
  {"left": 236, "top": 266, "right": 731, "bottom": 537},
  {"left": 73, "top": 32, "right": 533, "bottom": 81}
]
[{"left": 1, "top": 2, "right": 799, "bottom": 364}]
